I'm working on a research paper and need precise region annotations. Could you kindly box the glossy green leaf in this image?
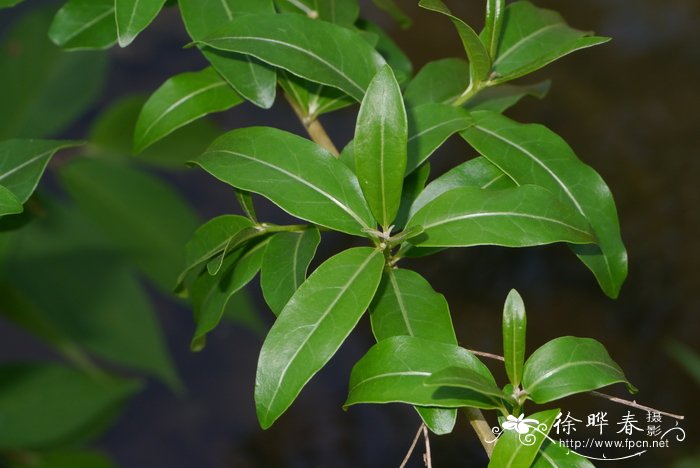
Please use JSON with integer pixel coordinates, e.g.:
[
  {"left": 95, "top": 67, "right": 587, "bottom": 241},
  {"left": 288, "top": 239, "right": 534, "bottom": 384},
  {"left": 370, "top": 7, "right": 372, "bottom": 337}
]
[
  {"left": 90, "top": 96, "right": 220, "bottom": 167},
  {"left": 489, "top": 408, "right": 560, "bottom": 468},
  {"left": 425, "top": 366, "right": 506, "bottom": 401},
  {"left": 372, "top": 0, "right": 411, "bottom": 29},
  {"left": 134, "top": 67, "right": 243, "bottom": 152},
  {"left": 406, "top": 185, "right": 595, "bottom": 248},
  {"left": 404, "top": 58, "right": 469, "bottom": 108},
  {"left": 357, "top": 19, "right": 413, "bottom": 85},
  {"left": 115, "top": 0, "right": 167, "bottom": 47},
  {"left": 0, "top": 363, "right": 139, "bottom": 449},
  {"left": 419, "top": 0, "right": 491, "bottom": 82},
  {"left": 176, "top": 214, "right": 256, "bottom": 292},
  {"left": 261, "top": 228, "right": 321, "bottom": 315},
  {"left": 59, "top": 158, "right": 199, "bottom": 290},
  {"left": 354, "top": 66, "right": 407, "bottom": 228},
  {"left": 198, "top": 13, "right": 385, "bottom": 101},
  {"left": 522, "top": 336, "right": 636, "bottom": 403},
  {"left": 179, "top": 0, "right": 277, "bottom": 109},
  {"left": 409, "top": 157, "right": 516, "bottom": 217},
  {"left": 533, "top": 439, "right": 595, "bottom": 468},
  {"left": 394, "top": 162, "right": 430, "bottom": 230},
  {"left": 502, "top": 289, "right": 526, "bottom": 388},
  {"left": 278, "top": 70, "right": 354, "bottom": 120},
  {"left": 256, "top": 247, "right": 384, "bottom": 428},
  {"left": 0, "top": 139, "right": 82, "bottom": 203},
  {"left": 406, "top": 103, "right": 473, "bottom": 174},
  {"left": 0, "top": 202, "right": 181, "bottom": 387},
  {"left": 0, "top": 186, "right": 22, "bottom": 217},
  {"left": 0, "top": 9, "right": 107, "bottom": 139},
  {"left": 482, "top": 0, "right": 505, "bottom": 58},
  {"left": 274, "top": 0, "right": 359, "bottom": 26},
  {"left": 491, "top": 1, "right": 610, "bottom": 83},
  {"left": 346, "top": 336, "right": 500, "bottom": 410},
  {"left": 461, "top": 111, "right": 627, "bottom": 298},
  {"left": 194, "top": 127, "right": 375, "bottom": 235},
  {"left": 191, "top": 238, "right": 268, "bottom": 349},
  {"left": 465, "top": 80, "right": 550, "bottom": 113},
  {"left": 49, "top": 0, "right": 117, "bottom": 50}
]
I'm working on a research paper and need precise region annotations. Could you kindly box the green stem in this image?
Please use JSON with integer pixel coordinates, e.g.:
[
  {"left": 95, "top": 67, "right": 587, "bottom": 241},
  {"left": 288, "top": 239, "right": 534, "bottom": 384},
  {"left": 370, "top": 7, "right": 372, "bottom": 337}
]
[
  {"left": 258, "top": 223, "right": 311, "bottom": 233},
  {"left": 451, "top": 80, "right": 488, "bottom": 107},
  {"left": 463, "top": 407, "right": 496, "bottom": 457}
]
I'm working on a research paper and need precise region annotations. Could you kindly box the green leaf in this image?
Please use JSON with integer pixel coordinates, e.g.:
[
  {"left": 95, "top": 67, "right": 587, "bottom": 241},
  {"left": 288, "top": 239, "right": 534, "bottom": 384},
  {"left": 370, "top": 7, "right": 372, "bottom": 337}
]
[
  {"left": 489, "top": 408, "right": 560, "bottom": 468},
  {"left": 522, "top": 336, "right": 636, "bottom": 403},
  {"left": 357, "top": 19, "right": 413, "bottom": 85},
  {"left": 419, "top": 0, "right": 491, "bottom": 82},
  {"left": 461, "top": 111, "right": 627, "bottom": 298},
  {"left": 346, "top": 336, "right": 500, "bottom": 410},
  {"left": 491, "top": 1, "right": 610, "bottom": 83},
  {"left": 179, "top": 0, "right": 277, "bottom": 109},
  {"left": 406, "top": 103, "right": 473, "bottom": 174},
  {"left": 0, "top": 0, "right": 24, "bottom": 9},
  {"left": 176, "top": 214, "right": 256, "bottom": 293},
  {"left": 274, "top": 0, "right": 359, "bottom": 26},
  {"left": 49, "top": 0, "right": 117, "bottom": 50},
  {"left": 404, "top": 58, "right": 469, "bottom": 108},
  {"left": 409, "top": 157, "right": 516, "bottom": 217},
  {"left": 502, "top": 289, "right": 526, "bottom": 388},
  {"left": 482, "top": 0, "right": 505, "bottom": 58},
  {"left": 405, "top": 185, "right": 595, "bottom": 248},
  {"left": 134, "top": 67, "right": 243, "bottom": 152},
  {"left": 533, "top": 439, "right": 595, "bottom": 468},
  {"left": 425, "top": 366, "right": 506, "bottom": 401},
  {"left": 0, "top": 139, "right": 82, "bottom": 203},
  {"left": 278, "top": 71, "right": 354, "bottom": 120},
  {"left": 261, "top": 228, "right": 321, "bottom": 315},
  {"left": 235, "top": 189, "right": 257, "bottom": 221},
  {"left": 7, "top": 449, "right": 117, "bottom": 468},
  {"left": 0, "top": 186, "right": 22, "bottom": 217},
  {"left": 59, "top": 158, "right": 199, "bottom": 291},
  {"left": 371, "top": 0, "right": 411, "bottom": 29},
  {"left": 256, "top": 247, "right": 384, "bottom": 428},
  {"left": 191, "top": 238, "right": 269, "bottom": 349},
  {"left": 394, "top": 162, "right": 430, "bottom": 230},
  {"left": 197, "top": 13, "right": 385, "bottom": 101},
  {"left": 465, "top": 80, "right": 550, "bottom": 113},
  {"left": 354, "top": 66, "right": 407, "bottom": 228},
  {"left": 90, "top": 96, "right": 221, "bottom": 167},
  {"left": 0, "top": 202, "right": 181, "bottom": 388},
  {"left": 0, "top": 363, "right": 140, "bottom": 449},
  {"left": 115, "top": 0, "right": 167, "bottom": 47},
  {"left": 194, "top": 127, "right": 375, "bottom": 236},
  {"left": 0, "top": 9, "right": 108, "bottom": 139}
]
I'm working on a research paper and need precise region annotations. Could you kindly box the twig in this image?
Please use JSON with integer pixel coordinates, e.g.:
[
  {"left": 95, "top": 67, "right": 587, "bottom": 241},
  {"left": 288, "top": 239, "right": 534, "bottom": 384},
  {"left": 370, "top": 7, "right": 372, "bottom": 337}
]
[
  {"left": 469, "top": 348, "right": 685, "bottom": 421},
  {"left": 464, "top": 408, "right": 495, "bottom": 457},
  {"left": 284, "top": 93, "right": 340, "bottom": 157},
  {"left": 400, "top": 423, "right": 424, "bottom": 468},
  {"left": 422, "top": 424, "right": 433, "bottom": 468},
  {"left": 589, "top": 391, "right": 685, "bottom": 420}
]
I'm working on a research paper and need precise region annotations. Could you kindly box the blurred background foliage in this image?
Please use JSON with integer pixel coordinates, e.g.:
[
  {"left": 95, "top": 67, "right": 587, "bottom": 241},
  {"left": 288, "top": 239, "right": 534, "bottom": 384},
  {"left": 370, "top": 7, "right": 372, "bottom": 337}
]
[{"left": 0, "top": 0, "right": 697, "bottom": 466}]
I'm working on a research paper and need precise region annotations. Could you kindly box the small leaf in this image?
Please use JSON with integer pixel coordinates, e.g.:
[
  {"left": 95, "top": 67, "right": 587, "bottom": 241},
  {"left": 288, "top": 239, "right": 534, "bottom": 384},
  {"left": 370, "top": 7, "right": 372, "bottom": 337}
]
[
  {"left": 406, "top": 103, "right": 473, "bottom": 174},
  {"left": 491, "top": 1, "right": 610, "bottom": 83},
  {"left": 522, "top": 336, "right": 637, "bottom": 403},
  {"left": 134, "top": 67, "right": 243, "bottom": 152},
  {"left": 461, "top": 111, "right": 627, "bottom": 298},
  {"left": 394, "top": 162, "right": 430, "bottom": 230},
  {"left": 425, "top": 366, "right": 506, "bottom": 400},
  {"left": 115, "top": 0, "right": 167, "bottom": 47},
  {"left": 372, "top": 0, "right": 412, "bottom": 29},
  {"left": 405, "top": 185, "right": 595, "bottom": 248},
  {"left": 465, "top": 80, "right": 550, "bottom": 113},
  {"left": 533, "top": 439, "right": 595, "bottom": 467},
  {"left": 194, "top": 127, "right": 375, "bottom": 236},
  {"left": 256, "top": 247, "right": 384, "bottom": 428},
  {"left": 404, "top": 58, "right": 470, "bottom": 108},
  {"left": 49, "top": 0, "right": 117, "bottom": 50},
  {"left": 419, "top": 0, "right": 491, "bottom": 82},
  {"left": 0, "top": 0, "right": 24, "bottom": 9},
  {"left": 489, "top": 408, "right": 560, "bottom": 468},
  {"left": 409, "top": 157, "right": 515, "bottom": 217},
  {"left": 0, "top": 363, "right": 140, "bottom": 449},
  {"left": 0, "top": 186, "right": 22, "bottom": 217},
  {"left": 279, "top": 71, "right": 354, "bottom": 120},
  {"left": 502, "top": 289, "right": 526, "bottom": 388},
  {"left": 235, "top": 189, "right": 257, "bottom": 221},
  {"left": 346, "top": 336, "right": 501, "bottom": 410},
  {"left": 354, "top": 66, "right": 407, "bottom": 228},
  {"left": 260, "top": 228, "right": 321, "bottom": 315},
  {"left": 0, "top": 139, "right": 82, "bottom": 203},
  {"left": 197, "top": 13, "right": 385, "bottom": 101},
  {"left": 482, "top": 0, "right": 505, "bottom": 58}
]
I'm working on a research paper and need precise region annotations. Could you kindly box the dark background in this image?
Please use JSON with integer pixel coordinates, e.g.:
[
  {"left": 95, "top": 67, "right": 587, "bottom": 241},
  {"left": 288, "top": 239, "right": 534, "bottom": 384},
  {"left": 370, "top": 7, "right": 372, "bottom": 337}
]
[{"left": 1, "top": 0, "right": 698, "bottom": 466}]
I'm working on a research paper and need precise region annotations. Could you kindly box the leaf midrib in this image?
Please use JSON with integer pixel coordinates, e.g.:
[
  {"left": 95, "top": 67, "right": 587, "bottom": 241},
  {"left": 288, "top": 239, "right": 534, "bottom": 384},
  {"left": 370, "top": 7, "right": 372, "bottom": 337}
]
[{"left": 421, "top": 211, "right": 591, "bottom": 237}]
